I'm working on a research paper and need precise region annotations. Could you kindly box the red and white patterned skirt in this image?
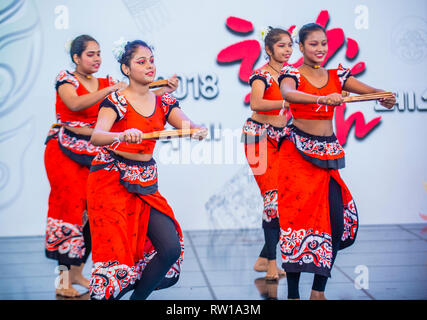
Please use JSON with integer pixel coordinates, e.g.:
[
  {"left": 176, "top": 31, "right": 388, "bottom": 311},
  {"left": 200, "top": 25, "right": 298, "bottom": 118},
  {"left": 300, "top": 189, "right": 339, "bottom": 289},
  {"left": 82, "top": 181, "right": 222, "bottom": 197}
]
[
  {"left": 242, "top": 118, "right": 288, "bottom": 228},
  {"left": 277, "top": 124, "right": 358, "bottom": 277},
  {"left": 87, "top": 148, "right": 184, "bottom": 300}
]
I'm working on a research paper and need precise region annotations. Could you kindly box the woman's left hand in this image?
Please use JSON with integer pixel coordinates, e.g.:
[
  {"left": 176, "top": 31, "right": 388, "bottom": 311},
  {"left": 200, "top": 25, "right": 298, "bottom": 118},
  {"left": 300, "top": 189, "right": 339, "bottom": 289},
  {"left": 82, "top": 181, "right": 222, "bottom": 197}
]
[
  {"left": 163, "top": 74, "right": 179, "bottom": 94},
  {"left": 378, "top": 92, "right": 396, "bottom": 109},
  {"left": 191, "top": 126, "right": 208, "bottom": 141}
]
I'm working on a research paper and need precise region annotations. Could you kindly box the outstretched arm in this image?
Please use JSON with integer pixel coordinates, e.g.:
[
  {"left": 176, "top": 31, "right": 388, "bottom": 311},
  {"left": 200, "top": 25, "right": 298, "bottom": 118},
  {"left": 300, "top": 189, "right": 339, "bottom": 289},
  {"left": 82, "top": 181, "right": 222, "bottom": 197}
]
[
  {"left": 280, "top": 77, "right": 344, "bottom": 106},
  {"left": 343, "top": 76, "right": 396, "bottom": 109},
  {"left": 167, "top": 108, "right": 208, "bottom": 140}
]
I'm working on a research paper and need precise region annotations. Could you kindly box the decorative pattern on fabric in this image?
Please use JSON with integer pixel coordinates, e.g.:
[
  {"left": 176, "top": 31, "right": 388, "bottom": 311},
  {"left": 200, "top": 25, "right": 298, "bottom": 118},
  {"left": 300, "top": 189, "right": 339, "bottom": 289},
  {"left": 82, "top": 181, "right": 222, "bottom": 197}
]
[
  {"left": 242, "top": 118, "right": 287, "bottom": 144},
  {"left": 279, "top": 125, "right": 345, "bottom": 169},
  {"left": 280, "top": 227, "right": 333, "bottom": 276},
  {"left": 45, "top": 124, "right": 61, "bottom": 144},
  {"left": 54, "top": 113, "right": 95, "bottom": 128},
  {"left": 248, "top": 70, "right": 273, "bottom": 88},
  {"left": 161, "top": 93, "right": 180, "bottom": 120},
  {"left": 90, "top": 148, "right": 158, "bottom": 195},
  {"left": 90, "top": 237, "right": 184, "bottom": 300},
  {"left": 55, "top": 70, "right": 79, "bottom": 90},
  {"left": 337, "top": 64, "right": 352, "bottom": 87},
  {"left": 262, "top": 189, "right": 278, "bottom": 222},
  {"left": 341, "top": 199, "right": 358, "bottom": 248},
  {"left": 278, "top": 65, "right": 301, "bottom": 88},
  {"left": 45, "top": 217, "right": 85, "bottom": 261},
  {"left": 104, "top": 91, "right": 128, "bottom": 121},
  {"left": 90, "top": 260, "right": 143, "bottom": 300},
  {"left": 57, "top": 127, "right": 100, "bottom": 166}
]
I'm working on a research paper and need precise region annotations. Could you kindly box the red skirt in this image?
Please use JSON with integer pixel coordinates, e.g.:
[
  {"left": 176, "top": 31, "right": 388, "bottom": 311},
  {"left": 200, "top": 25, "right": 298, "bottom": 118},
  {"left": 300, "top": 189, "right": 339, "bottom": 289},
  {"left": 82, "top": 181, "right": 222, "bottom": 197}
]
[
  {"left": 87, "top": 148, "right": 184, "bottom": 300},
  {"left": 44, "top": 138, "right": 90, "bottom": 265},
  {"left": 277, "top": 125, "right": 358, "bottom": 277},
  {"left": 242, "top": 118, "right": 287, "bottom": 228}
]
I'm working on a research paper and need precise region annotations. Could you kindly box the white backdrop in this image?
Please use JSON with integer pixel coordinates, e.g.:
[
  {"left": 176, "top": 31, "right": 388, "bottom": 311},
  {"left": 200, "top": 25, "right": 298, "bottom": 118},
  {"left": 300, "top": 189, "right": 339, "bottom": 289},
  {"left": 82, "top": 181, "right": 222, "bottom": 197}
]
[{"left": 0, "top": 0, "right": 426, "bottom": 236}]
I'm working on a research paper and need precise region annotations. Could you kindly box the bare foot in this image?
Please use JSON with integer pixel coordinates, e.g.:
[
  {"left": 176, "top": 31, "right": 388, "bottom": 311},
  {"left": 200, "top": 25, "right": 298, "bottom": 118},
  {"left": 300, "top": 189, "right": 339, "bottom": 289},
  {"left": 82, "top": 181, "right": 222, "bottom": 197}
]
[
  {"left": 265, "top": 260, "right": 279, "bottom": 281},
  {"left": 309, "top": 290, "right": 327, "bottom": 300},
  {"left": 253, "top": 257, "right": 268, "bottom": 272},
  {"left": 277, "top": 267, "right": 286, "bottom": 277},
  {"left": 254, "top": 258, "right": 285, "bottom": 274},
  {"left": 72, "top": 273, "right": 90, "bottom": 289},
  {"left": 69, "top": 264, "right": 90, "bottom": 289},
  {"left": 56, "top": 286, "right": 81, "bottom": 298},
  {"left": 56, "top": 270, "right": 81, "bottom": 298}
]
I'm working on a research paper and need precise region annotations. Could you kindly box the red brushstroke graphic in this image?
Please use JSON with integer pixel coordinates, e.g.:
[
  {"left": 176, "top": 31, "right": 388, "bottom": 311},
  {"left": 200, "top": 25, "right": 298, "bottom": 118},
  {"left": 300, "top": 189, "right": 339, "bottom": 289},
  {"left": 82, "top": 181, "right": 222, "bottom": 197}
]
[
  {"left": 217, "top": 10, "right": 381, "bottom": 146},
  {"left": 226, "top": 16, "right": 253, "bottom": 33}
]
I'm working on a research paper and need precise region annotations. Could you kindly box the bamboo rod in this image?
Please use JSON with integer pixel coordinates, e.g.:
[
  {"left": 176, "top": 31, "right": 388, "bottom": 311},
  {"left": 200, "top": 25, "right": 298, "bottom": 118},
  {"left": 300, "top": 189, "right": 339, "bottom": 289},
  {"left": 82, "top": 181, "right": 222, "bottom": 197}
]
[
  {"left": 343, "top": 92, "right": 394, "bottom": 103},
  {"left": 148, "top": 79, "right": 169, "bottom": 89},
  {"left": 141, "top": 128, "right": 201, "bottom": 140}
]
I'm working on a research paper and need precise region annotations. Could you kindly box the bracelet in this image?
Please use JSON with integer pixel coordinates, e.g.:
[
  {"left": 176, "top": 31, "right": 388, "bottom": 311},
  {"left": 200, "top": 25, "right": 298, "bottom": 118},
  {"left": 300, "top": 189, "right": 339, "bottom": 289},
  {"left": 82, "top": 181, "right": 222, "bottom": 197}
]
[
  {"left": 279, "top": 100, "right": 287, "bottom": 115},
  {"left": 316, "top": 96, "right": 323, "bottom": 105},
  {"left": 113, "top": 135, "right": 121, "bottom": 144}
]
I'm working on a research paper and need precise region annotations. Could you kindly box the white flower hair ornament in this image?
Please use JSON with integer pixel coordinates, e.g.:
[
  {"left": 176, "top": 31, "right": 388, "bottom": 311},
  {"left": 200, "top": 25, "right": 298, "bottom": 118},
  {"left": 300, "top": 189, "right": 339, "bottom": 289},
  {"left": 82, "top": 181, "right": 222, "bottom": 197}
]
[
  {"left": 112, "top": 37, "right": 128, "bottom": 62},
  {"left": 291, "top": 26, "right": 299, "bottom": 44},
  {"left": 64, "top": 38, "right": 73, "bottom": 54},
  {"left": 259, "top": 26, "right": 271, "bottom": 43}
]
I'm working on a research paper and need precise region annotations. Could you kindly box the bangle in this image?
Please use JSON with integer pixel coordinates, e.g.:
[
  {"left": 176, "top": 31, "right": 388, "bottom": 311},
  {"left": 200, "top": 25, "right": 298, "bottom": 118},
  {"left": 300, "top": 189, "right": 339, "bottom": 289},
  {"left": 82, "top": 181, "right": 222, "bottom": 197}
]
[
  {"left": 279, "top": 100, "right": 287, "bottom": 116},
  {"left": 316, "top": 96, "right": 323, "bottom": 105},
  {"left": 113, "top": 134, "right": 121, "bottom": 144}
]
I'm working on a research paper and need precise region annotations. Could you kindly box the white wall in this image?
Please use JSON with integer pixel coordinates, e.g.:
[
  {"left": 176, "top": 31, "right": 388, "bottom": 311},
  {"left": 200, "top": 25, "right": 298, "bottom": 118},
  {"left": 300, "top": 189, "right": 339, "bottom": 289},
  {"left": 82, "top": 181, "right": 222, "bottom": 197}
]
[{"left": 0, "top": 0, "right": 426, "bottom": 236}]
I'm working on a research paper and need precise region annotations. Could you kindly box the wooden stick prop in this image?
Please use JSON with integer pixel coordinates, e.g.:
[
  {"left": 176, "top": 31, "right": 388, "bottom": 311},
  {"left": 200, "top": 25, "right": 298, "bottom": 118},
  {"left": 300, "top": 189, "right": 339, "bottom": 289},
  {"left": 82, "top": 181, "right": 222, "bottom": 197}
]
[
  {"left": 141, "top": 128, "right": 202, "bottom": 140},
  {"left": 343, "top": 92, "right": 394, "bottom": 103},
  {"left": 148, "top": 79, "right": 169, "bottom": 89}
]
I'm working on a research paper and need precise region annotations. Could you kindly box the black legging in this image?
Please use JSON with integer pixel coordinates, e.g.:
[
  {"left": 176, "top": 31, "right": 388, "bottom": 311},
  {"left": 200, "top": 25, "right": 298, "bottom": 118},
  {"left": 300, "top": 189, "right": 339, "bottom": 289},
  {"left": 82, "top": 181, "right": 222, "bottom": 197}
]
[
  {"left": 259, "top": 227, "right": 280, "bottom": 260},
  {"left": 130, "top": 207, "right": 181, "bottom": 300},
  {"left": 286, "top": 177, "right": 344, "bottom": 299}
]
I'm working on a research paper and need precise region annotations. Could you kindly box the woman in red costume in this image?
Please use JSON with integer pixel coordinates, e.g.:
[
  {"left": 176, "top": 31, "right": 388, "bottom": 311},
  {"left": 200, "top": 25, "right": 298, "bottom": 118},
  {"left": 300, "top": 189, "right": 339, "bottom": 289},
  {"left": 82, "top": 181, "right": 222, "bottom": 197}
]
[
  {"left": 87, "top": 40, "right": 207, "bottom": 300},
  {"left": 44, "top": 35, "right": 177, "bottom": 298},
  {"left": 242, "top": 27, "right": 292, "bottom": 281},
  {"left": 277, "top": 23, "right": 395, "bottom": 299}
]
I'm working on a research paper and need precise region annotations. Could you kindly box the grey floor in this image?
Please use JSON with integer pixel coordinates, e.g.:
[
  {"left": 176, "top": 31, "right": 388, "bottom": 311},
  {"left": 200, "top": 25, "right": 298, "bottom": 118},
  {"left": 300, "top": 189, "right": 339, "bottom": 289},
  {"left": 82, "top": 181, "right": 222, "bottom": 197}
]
[{"left": 0, "top": 223, "right": 426, "bottom": 300}]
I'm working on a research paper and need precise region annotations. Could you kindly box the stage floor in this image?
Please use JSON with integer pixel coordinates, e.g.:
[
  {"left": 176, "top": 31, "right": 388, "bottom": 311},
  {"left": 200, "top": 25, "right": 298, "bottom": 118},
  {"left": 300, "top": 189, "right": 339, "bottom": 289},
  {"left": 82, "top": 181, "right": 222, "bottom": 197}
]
[{"left": 0, "top": 224, "right": 426, "bottom": 300}]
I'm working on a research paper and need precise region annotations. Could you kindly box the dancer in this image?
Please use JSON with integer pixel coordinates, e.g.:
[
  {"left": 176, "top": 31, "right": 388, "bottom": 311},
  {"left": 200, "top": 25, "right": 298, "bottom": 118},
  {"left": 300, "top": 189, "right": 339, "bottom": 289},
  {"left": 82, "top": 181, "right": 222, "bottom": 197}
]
[
  {"left": 44, "top": 35, "right": 177, "bottom": 298},
  {"left": 277, "top": 23, "right": 395, "bottom": 299},
  {"left": 87, "top": 40, "right": 207, "bottom": 300},
  {"left": 242, "top": 27, "right": 292, "bottom": 281}
]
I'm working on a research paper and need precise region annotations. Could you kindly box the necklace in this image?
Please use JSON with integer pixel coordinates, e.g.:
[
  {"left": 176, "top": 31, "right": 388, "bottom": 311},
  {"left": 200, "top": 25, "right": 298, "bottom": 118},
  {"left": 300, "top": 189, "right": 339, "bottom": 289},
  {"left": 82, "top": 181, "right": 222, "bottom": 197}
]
[
  {"left": 74, "top": 70, "right": 93, "bottom": 79},
  {"left": 303, "top": 62, "right": 321, "bottom": 69},
  {"left": 267, "top": 63, "right": 282, "bottom": 74}
]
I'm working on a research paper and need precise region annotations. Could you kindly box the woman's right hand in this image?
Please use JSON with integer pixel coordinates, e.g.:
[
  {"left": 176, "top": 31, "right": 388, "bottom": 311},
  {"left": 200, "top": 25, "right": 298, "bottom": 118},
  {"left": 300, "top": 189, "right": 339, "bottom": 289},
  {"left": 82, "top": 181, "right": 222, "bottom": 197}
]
[
  {"left": 119, "top": 128, "right": 144, "bottom": 144},
  {"left": 110, "top": 81, "right": 128, "bottom": 93},
  {"left": 320, "top": 93, "right": 344, "bottom": 106}
]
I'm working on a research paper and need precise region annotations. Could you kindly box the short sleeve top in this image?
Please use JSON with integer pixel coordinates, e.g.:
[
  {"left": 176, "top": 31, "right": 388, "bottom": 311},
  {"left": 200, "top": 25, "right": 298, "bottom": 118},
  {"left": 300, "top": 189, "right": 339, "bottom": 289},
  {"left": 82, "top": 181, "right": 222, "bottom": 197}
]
[
  {"left": 54, "top": 70, "right": 113, "bottom": 127},
  {"left": 99, "top": 92, "right": 180, "bottom": 154},
  {"left": 278, "top": 64, "right": 352, "bottom": 120},
  {"left": 248, "top": 70, "right": 283, "bottom": 116}
]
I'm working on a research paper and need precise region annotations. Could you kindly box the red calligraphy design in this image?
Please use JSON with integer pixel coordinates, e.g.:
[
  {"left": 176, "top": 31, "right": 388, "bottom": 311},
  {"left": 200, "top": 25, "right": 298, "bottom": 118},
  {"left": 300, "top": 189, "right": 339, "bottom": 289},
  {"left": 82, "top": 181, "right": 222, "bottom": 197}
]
[{"left": 217, "top": 10, "right": 382, "bottom": 146}]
